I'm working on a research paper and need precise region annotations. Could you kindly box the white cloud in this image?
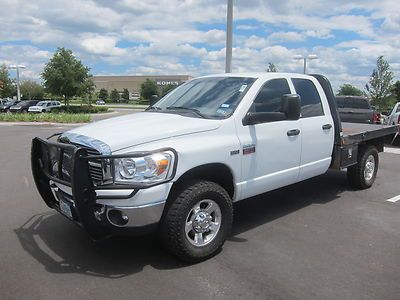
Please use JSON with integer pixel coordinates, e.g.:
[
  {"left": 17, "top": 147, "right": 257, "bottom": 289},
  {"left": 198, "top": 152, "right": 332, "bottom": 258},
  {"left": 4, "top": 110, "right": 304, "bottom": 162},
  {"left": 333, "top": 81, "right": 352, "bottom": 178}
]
[
  {"left": 0, "top": 0, "right": 399, "bottom": 90},
  {"left": 268, "top": 31, "right": 305, "bottom": 43},
  {"left": 81, "top": 35, "right": 127, "bottom": 56}
]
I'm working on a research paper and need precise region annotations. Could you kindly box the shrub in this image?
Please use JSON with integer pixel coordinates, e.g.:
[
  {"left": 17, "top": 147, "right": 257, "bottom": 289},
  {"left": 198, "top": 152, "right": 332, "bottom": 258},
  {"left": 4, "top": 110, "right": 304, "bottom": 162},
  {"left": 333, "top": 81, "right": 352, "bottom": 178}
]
[
  {"left": 53, "top": 105, "right": 108, "bottom": 114},
  {"left": 0, "top": 113, "right": 90, "bottom": 123}
]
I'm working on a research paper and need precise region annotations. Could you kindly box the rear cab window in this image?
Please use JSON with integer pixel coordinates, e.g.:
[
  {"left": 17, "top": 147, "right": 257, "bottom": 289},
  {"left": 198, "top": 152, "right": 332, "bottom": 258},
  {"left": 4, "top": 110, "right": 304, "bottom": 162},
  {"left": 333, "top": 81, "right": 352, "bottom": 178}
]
[
  {"left": 352, "top": 98, "right": 370, "bottom": 109},
  {"left": 292, "top": 78, "right": 324, "bottom": 118}
]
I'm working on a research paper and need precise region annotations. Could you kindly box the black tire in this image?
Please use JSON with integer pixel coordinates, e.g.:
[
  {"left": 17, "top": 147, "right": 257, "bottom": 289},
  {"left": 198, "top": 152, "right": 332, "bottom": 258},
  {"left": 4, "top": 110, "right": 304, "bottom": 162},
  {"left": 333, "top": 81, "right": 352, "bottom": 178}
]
[
  {"left": 42, "top": 109, "right": 46, "bottom": 113},
  {"left": 22, "top": 109, "right": 28, "bottom": 114},
  {"left": 347, "top": 146, "right": 379, "bottom": 189},
  {"left": 160, "top": 180, "right": 233, "bottom": 263}
]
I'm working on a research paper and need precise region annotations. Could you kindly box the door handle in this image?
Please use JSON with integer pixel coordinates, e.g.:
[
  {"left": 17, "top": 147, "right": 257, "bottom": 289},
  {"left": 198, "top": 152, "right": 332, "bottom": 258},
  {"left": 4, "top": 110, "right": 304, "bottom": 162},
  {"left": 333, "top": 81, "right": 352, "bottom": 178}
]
[
  {"left": 322, "top": 124, "right": 332, "bottom": 130},
  {"left": 287, "top": 129, "right": 300, "bottom": 136}
]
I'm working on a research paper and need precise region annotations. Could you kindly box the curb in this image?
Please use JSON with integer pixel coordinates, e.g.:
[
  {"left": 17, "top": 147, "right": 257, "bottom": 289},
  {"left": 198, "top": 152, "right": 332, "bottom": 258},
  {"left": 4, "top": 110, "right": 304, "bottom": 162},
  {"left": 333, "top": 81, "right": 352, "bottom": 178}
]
[{"left": 0, "top": 122, "right": 86, "bottom": 127}]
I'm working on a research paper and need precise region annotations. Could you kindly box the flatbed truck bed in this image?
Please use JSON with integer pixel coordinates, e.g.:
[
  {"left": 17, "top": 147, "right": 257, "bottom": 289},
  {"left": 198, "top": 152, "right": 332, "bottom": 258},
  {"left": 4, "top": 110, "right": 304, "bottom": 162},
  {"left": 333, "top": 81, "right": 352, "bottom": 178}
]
[{"left": 341, "top": 122, "right": 398, "bottom": 145}]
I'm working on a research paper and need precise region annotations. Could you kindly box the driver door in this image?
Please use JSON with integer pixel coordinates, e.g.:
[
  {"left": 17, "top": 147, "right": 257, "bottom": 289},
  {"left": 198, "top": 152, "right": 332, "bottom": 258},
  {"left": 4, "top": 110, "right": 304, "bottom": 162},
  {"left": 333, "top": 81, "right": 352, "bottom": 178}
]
[{"left": 236, "top": 78, "right": 301, "bottom": 199}]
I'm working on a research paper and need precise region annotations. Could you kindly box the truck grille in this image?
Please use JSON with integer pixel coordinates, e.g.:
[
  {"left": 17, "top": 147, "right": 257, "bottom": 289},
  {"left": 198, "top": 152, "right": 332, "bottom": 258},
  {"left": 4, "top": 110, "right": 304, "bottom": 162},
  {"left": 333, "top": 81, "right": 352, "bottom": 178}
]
[{"left": 85, "top": 147, "right": 104, "bottom": 185}]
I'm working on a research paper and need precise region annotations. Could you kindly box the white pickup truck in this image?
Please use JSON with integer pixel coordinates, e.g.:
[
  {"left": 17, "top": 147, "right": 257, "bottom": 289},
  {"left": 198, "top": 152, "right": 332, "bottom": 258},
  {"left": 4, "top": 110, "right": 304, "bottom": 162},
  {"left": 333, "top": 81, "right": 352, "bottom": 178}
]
[{"left": 32, "top": 73, "right": 398, "bottom": 262}]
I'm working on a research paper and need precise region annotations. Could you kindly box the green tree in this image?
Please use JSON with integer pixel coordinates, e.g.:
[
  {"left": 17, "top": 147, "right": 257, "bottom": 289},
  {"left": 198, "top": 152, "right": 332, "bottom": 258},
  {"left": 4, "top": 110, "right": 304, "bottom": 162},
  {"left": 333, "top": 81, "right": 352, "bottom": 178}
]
[
  {"left": 98, "top": 88, "right": 108, "bottom": 101},
  {"left": 366, "top": 56, "right": 394, "bottom": 109},
  {"left": 337, "top": 84, "right": 364, "bottom": 96},
  {"left": 266, "top": 62, "right": 277, "bottom": 72},
  {"left": 140, "top": 79, "right": 158, "bottom": 100},
  {"left": 391, "top": 81, "right": 400, "bottom": 102},
  {"left": 83, "top": 77, "right": 95, "bottom": 105},
  {"left": 0, "top": 65, "right": 15, "bottom": 98},
  {"left": 110, "top": 89, "right": 120, "bottom": 102},
  {"left": 121, "top": 88, "right": 130, "bottom": 102},
  {"left": 20, "top": 80, "right": 44, "bottom": 100},
  {"left": 42, "top": 47, "right": 92, "bottom": 106},
  {"left": 161, "top": 84, "right": 177, "bottom": 97}
]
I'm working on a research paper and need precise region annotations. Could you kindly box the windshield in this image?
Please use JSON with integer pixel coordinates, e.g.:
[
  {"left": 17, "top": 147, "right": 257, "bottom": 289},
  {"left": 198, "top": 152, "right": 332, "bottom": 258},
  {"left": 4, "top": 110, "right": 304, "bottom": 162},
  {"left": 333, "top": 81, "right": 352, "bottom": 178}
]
[
  {"left": 36, "top": 101, "right": 46, "bottom": 106},
  {"left": 149, "top": 77, "right": 256, "bottom": 119}
]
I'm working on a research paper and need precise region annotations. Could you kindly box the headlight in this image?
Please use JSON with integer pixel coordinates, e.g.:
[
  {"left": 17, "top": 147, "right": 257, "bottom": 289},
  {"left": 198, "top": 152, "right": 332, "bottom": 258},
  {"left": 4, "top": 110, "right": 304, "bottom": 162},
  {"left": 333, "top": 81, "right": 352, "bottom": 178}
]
[{"left": 113, "top": 151, "right": 175, "bottom": 185}]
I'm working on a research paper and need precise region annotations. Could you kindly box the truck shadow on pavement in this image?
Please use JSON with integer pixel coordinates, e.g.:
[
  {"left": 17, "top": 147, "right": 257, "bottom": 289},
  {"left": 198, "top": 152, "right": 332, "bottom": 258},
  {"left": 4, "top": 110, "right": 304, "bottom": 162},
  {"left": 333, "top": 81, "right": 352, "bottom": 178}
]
[{"left": 15, "top": 170, "right": 348, "bottom": 278}]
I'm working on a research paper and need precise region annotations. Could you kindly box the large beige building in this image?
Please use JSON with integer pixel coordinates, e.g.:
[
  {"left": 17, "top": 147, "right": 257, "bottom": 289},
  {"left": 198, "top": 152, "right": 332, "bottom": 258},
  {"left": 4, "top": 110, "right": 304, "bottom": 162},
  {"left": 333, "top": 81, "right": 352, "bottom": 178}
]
[{"left": 92, "top": 75, "right": 192, "bottom": 98}]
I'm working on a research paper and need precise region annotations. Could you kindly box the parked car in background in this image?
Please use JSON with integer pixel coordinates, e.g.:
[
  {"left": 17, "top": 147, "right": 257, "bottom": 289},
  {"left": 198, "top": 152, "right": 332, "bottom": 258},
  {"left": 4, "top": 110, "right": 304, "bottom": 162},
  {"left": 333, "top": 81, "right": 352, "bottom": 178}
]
[
  {"left": 9, "top": 100, "right": 39, "bottom": 113},
  {"left": 386, "top": 102, "right": 400, "bottom": 126},
  {"left": 28, "top": 101, "right": 61, "bottom": 113},
  {"left": 0, "top": 99, "right": 8, "bottom": 105},
  {"left": 335, "top": 96, "right": 381, "bottom": 124},
  {"left": 96, "top": 100, "right": 106, "bottom": 105},
  {"left": 0, "top": 100, "right": 20, "bottom": 112}
]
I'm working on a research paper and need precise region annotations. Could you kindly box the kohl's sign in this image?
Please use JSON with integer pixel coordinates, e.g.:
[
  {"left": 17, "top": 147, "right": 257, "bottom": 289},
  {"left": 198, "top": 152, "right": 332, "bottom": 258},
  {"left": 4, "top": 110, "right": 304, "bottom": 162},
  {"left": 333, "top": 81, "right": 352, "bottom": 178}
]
[{"left": 156, "top": 80, "right": 180, "bottom": 86}]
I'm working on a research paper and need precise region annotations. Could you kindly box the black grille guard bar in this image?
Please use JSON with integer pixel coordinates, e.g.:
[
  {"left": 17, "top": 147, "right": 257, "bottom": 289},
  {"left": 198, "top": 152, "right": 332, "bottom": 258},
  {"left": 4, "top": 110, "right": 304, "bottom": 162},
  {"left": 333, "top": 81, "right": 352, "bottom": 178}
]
[
  {"left": 31, "top": 137, "right": 177, "bottom": 238},
  {"left": 31, "top": 137, "right": 105, "bottom": 238}
]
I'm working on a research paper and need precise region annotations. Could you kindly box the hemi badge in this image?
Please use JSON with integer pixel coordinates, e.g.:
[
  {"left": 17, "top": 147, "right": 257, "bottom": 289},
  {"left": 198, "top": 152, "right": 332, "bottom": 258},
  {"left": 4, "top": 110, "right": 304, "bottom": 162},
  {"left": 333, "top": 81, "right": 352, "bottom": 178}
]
[
  {"left": 230, "top": 150, "right": 240, "bottom": 156},
  {"left": 243, "top": 144, "right": 256, "bottom": 155}
]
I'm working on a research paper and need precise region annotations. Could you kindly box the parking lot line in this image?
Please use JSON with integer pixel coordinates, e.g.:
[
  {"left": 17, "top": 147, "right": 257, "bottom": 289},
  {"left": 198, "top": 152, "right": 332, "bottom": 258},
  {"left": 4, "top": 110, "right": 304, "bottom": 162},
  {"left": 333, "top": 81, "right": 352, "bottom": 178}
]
[
  {"left": 386, "top": 195, "right": 400, "bottom": 203},
  {"left": 384, "top": 147, "right": 400, "bottom": 155}
]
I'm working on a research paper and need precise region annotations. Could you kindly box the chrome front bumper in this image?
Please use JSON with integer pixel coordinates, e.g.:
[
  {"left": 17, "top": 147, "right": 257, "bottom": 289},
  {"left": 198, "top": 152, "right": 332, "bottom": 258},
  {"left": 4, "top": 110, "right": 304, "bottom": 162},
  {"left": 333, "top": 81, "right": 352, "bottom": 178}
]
[
  {"left": 105, "top": 201, "right": 166, "bottom": 227},
  {"left": 50, "top": 182, "right": 167, "bottom": 229}
]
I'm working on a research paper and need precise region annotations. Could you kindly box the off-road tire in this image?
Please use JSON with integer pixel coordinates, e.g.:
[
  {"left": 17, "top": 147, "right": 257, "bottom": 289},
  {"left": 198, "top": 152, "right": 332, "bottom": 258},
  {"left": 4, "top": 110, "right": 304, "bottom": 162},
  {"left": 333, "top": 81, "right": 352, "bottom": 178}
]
[
  {"left": 347, "top": 146, "right": 379, "bottom": 189},
  {"left": 160, "top": 180, "right": 233, "bottom": 263}
]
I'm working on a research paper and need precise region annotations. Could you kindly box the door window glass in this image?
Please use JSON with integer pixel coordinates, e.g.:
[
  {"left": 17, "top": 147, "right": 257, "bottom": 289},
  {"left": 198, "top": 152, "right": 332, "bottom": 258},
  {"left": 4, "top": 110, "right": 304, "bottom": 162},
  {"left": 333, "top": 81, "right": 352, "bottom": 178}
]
[
  {"left": 292, "top": 78, "right": 324, "bottom": 118},
  {"left": 250, "top": 79, "right": 291, "bottom": 113}
]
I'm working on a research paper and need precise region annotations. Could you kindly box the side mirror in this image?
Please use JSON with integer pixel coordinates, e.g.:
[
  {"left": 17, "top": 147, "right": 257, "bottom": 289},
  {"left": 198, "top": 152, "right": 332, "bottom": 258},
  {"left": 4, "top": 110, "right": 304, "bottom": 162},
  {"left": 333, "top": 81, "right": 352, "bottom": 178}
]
[
  {"left": 243, "top": 111, "right": 286, "bottom": 125},
  {"left": 282, "top": 94, "right": 301, "bottom": 120},
  {"left": 243, "top": 94, "right": 301, "bottom": 125}
]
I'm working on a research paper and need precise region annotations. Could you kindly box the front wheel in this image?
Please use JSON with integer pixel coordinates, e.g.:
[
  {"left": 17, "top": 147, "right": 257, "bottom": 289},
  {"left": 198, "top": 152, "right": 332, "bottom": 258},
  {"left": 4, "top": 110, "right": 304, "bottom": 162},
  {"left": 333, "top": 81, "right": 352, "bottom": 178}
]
[
  {"left": 160, "top": 180, "right": 233, "bottom": 263},
  {"left": 347, "top": 146, "right": 379, "bottom": 189}
]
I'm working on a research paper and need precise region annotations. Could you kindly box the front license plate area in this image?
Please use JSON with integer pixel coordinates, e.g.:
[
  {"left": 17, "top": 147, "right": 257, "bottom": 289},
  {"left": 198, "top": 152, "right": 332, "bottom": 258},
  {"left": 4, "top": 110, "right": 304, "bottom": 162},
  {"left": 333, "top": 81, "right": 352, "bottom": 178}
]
[{"left": 59, "top": 199, "right": 73, "bottom": 219}]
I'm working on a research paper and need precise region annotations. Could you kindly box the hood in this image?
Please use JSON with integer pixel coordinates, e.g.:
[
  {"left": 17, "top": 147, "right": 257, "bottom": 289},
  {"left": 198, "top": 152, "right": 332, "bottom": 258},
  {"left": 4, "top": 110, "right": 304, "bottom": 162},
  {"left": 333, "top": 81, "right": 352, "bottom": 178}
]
[{"left": 61, "top": 112, "right": 222, "bottom": 152}]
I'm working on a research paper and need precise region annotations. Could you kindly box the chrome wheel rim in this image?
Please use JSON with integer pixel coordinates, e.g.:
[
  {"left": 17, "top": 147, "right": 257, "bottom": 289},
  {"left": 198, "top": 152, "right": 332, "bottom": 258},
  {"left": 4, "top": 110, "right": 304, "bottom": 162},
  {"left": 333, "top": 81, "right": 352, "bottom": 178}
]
[
  {"left": 364, "top": 155, "right": 375, "bottom": 181},
  {"left": 185, "top": 199, "right": 221, "bottom": 247}
]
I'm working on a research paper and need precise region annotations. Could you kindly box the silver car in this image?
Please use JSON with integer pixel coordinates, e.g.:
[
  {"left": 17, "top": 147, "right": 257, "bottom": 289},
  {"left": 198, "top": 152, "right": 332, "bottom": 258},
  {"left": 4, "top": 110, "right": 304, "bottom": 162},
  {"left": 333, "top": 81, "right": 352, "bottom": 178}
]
[{"left": 28, "top": 101, "right": 61, "bottom": 113}]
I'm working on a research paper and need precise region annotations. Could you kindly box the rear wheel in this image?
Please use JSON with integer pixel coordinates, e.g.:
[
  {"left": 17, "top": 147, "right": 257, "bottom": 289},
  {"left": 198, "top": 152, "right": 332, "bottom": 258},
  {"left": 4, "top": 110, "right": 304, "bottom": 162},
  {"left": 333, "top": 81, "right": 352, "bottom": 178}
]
[
  {"left": 347, "top": 146, "right": 379, "bottom": 189},
  {"left": 160, "top": 180, "right": 233, "bottom": 263}
]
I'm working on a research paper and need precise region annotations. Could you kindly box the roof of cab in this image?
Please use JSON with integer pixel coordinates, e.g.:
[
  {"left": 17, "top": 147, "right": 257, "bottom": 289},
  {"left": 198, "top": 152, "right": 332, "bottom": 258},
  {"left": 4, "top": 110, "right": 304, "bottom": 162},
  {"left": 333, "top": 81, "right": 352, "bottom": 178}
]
[{"left": 197, "top": 72, "right": 318, "bottom": 80}]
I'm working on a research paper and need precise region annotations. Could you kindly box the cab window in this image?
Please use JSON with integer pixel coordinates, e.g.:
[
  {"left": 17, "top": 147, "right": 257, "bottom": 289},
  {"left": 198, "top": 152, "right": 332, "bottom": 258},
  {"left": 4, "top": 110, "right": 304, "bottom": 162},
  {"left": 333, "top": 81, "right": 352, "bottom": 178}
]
[
  {"left": 250, "top": 79, "right": 291, "bottom": 114},
  {"left": 292, "top": 78, "right": 324, "bottom": 118}
]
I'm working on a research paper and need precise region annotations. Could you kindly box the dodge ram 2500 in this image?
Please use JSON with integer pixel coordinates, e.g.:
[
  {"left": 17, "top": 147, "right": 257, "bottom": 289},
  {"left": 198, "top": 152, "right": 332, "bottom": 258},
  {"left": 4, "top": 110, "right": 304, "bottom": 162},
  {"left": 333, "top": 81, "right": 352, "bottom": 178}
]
[{"left": 31, "top": 73, "right": 398, "bottom": 262}]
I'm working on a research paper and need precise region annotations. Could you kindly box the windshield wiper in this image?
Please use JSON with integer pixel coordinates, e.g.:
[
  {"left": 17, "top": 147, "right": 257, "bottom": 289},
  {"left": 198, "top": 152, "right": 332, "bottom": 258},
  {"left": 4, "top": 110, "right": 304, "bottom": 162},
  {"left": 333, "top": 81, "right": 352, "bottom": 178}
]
[{"left": 166, "top": 106, "right": 207, "bottom": 119}]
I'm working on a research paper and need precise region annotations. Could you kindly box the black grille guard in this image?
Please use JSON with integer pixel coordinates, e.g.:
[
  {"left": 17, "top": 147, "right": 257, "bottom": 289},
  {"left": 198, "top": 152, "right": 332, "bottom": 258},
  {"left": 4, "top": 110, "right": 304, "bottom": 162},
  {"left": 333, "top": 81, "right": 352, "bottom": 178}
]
[
  {"left": 31, "top": 137, "right": 108, "bottom": 238},
  {"left": 31, "top": 137, "right": 177, "bottom": 239}
]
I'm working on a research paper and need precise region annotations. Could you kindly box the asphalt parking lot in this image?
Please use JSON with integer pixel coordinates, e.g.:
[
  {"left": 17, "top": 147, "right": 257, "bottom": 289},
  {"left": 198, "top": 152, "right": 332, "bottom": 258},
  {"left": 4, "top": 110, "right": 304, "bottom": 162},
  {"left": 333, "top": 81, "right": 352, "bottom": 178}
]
[{"left": 1, "top": 122, "right": 400, "bottom": 300}]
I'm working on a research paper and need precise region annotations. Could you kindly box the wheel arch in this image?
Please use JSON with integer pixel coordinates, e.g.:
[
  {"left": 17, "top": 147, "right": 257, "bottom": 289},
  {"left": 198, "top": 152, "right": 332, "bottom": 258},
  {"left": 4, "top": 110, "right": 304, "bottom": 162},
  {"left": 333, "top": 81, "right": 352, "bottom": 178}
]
[{"left": 168, "top": 163, "right": 236, "bottom": 201}]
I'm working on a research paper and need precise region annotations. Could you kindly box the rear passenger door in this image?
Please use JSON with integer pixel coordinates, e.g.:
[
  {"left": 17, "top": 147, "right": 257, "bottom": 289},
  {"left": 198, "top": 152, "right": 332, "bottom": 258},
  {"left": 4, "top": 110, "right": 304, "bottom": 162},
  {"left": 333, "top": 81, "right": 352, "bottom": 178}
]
[{"left": 291, "top": 78, "right": 334, "bottom": 181}]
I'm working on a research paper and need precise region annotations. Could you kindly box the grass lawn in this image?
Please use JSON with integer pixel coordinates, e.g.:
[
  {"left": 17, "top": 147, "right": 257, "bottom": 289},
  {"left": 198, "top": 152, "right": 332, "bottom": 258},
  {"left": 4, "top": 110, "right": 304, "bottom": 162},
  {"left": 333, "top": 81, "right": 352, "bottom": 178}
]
[{"left": 0, "top": 113, "right": 90, "bottom": 123}]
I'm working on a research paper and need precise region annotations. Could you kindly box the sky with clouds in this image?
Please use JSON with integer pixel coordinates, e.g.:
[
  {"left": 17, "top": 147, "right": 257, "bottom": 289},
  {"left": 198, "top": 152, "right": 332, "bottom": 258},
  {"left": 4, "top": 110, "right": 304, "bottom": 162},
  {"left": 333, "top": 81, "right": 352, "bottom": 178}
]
[{"left": 0, "top": 0, "right": 399, "bottom": 91}]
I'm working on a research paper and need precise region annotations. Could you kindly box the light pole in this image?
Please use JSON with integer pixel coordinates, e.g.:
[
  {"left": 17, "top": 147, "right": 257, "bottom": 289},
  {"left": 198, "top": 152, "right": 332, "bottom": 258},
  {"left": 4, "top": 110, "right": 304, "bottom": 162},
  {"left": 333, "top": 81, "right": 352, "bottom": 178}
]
[
  {"left": 225, "top": 0, "right": 233, "bottom": 73},
  {"left": 8, "top": 65, "right": 26, "bottom": 101},
  {"left": 293, "top": 54, "right": 318, "bottom": 74}
]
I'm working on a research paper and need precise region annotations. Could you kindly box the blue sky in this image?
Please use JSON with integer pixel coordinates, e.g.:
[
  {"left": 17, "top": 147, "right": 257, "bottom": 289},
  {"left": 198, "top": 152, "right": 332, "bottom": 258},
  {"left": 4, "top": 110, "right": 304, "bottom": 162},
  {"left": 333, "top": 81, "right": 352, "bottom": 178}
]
[{"left": 0, "top": 0, "right": 399, "bottom": 91}]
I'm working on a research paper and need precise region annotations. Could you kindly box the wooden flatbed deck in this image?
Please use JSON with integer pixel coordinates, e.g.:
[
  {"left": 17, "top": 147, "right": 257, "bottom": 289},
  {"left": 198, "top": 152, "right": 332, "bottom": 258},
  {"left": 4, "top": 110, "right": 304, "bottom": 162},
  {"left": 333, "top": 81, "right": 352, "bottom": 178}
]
[{"left": 341, "top": 122, "right": 398, "bottom": 145}]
